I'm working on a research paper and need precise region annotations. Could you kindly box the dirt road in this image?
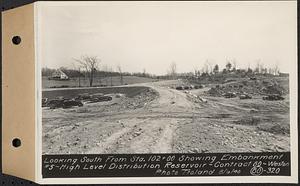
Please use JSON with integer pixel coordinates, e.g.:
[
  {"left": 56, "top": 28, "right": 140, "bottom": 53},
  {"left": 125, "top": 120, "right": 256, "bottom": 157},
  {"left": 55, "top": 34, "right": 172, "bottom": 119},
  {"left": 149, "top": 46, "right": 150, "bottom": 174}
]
[
  {"left": 86, "top": 81, "right": 198, "bottom": 154},
  {"left": 42, "top": 80, "right": 290, "bottom": 154}
]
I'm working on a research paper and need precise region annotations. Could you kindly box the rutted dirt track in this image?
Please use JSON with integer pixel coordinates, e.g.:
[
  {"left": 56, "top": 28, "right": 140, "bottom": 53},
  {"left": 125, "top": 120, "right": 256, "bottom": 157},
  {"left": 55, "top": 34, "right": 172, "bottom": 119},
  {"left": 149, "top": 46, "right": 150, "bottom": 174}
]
[{"left": 42, "top": 80, "right": 290, "bottom": 154}]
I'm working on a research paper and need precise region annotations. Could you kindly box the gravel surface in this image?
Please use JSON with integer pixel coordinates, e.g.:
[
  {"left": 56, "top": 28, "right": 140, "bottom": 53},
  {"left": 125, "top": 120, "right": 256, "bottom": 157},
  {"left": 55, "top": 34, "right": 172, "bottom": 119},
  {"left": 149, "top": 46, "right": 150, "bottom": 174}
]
[{"left": 42, "top": 80, "right": 290, "bottom": 154}]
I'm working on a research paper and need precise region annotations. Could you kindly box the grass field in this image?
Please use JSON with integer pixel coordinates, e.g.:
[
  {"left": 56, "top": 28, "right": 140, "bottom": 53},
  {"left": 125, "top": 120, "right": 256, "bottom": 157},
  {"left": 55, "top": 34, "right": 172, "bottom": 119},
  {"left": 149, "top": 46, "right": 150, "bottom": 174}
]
[
  {"left": 42, "top": 86, "right": 151, "bottom": 99},
  {"left": 42, "top": 76, "right": 156, "bottom": 89}
]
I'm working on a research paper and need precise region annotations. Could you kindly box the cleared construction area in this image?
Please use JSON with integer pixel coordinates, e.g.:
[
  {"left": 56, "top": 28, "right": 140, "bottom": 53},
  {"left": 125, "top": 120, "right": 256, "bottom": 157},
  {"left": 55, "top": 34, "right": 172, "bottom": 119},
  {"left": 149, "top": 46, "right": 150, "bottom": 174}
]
[{"left": 42, "top": 76, "right": 290, "bottom": 154}]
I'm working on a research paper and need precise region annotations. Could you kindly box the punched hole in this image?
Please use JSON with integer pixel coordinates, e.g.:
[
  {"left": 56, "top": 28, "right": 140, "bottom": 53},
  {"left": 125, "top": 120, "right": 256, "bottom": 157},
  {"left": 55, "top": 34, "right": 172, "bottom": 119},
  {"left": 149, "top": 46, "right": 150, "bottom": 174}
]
[
  {"left": 12, "top": 138, "right": 21, "bottom": 147},
  {"left": 12, "top": 36, "right": 21, "bottom": 45}
]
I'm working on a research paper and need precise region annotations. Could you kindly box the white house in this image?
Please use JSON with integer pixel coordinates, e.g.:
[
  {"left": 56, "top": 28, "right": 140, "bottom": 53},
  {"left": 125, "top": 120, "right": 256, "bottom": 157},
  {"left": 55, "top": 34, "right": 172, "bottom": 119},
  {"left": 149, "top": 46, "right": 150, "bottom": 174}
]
[{"left": 49, "top": 69, "right": 69, "bottom": 80}]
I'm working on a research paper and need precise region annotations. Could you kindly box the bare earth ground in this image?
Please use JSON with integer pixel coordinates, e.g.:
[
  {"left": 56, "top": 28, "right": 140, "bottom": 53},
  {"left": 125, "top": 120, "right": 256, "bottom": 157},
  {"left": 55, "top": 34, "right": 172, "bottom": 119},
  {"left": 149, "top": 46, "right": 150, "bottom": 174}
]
[{"left": 42, "top": 80, "right": 290, "bottom": 154}]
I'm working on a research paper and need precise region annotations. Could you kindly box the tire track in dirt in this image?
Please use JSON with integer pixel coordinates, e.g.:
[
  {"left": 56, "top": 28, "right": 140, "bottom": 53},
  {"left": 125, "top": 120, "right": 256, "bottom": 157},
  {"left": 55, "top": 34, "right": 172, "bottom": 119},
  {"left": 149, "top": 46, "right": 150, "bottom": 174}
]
[
  {"left": 87, "top": 118, "right": 153, "bottom": 154},
  {"left": 147, "top": 85, "right": 192, "bottom": 109},
  {"left": 150, "top": 119, "right": 178, "bottom": 153},
  {"left": 86, "top": 127, "right": 131, "bottom": 154},
  {"left": 112, "top": 118, "right": 165, "bottom": 153},
  {"left": 124, "top": 118, "right": 178, "bottom": 153},
  {"left": 105, "top": 83, "right": 199, "bottom": 153},
  {"left": 46, "top": 80, "right": 207, "bottom": 154},
  {"left": 126, "top": 120, "right": 162, "bottom": 153}
]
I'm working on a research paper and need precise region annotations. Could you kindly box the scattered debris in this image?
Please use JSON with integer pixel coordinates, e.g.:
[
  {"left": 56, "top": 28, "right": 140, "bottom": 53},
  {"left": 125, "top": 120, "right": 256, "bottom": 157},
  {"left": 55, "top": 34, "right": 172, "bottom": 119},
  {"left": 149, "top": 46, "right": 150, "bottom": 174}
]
[
  {"left": 87, "top": 96, "right": 112, "bottom": 103},
  {"left": 46, "top": 99, "right": 83, "bottom": 109},
  {"left": 62, "top": 100, "right": 83, "bottom": 109},
  {"left": 175, "top": 84, "right": 203, "bottom": 91},
  {"left": 194, "top": 85, "right": 203, "bottom": 89},
  {"left": 222, "top": 92, "right": 237, "bottom": 98},
  {"left": 123, "top": 88, "right": 158, "bottom": 109},
  {"left": 176, "top": 86, "right": 184, "bottom": 90},
  {"left": 43, "top": 79, "right": 289, "bottom": 154},
  {"left": 198, "top": 96, "right": 207, "bottom": 103},
  {"left": 115, "top": 93, "right": 124, "bottom": 98},
  {"left": 76, "top": 93, "right": 92, "bottom": 100},
  {"left": 47, "top": 99, "right": 65, "bottom": 109},
  {"left": 239, "top": 94, "right": 252, "bottom": 99},
  {"left": 183, "top": 86, "right": 190, "bottom": 90},
  {"left": 263, "top": 94, "right": 284, "bottom": 101}
]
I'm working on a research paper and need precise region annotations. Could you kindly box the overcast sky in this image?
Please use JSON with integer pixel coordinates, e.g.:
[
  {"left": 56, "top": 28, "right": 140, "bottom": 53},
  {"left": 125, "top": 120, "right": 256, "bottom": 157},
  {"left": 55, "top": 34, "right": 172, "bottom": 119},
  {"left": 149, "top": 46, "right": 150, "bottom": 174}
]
[{"left": 38, "top": 1, "right": 297, "bottom": 75}]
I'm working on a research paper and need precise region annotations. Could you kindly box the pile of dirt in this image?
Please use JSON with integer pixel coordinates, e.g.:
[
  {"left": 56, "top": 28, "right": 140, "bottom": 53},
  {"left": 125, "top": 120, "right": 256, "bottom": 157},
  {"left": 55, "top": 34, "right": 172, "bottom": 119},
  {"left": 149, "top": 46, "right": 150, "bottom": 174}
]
[
  {"left": 207, "top": 87, "right": 221, "bottom": 96},
  {"left": 66, "top": 88, "right": 158, "bottom": 113},
  {"left": 206, "top": 78, "right": 288, "bottom": 97},
  {"left": 123, "top": 88, "right": 158, "bottom": 109},
  {"left": 185, "top": 91, "right": 207, "bottom": 104}
]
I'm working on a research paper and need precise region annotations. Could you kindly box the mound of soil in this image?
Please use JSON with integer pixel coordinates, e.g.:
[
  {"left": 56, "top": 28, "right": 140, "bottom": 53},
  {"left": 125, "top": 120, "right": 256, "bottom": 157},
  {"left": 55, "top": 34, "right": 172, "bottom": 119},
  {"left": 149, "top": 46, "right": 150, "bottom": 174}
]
[
  {"left": 122, "top": 88, "right": 159, "bottom": 109},
  {"left": 207, "top": 87, "right": 221, "bottom": 96},
  {"left": 206, "top": 78, "right": 288, "bottom": 97}
]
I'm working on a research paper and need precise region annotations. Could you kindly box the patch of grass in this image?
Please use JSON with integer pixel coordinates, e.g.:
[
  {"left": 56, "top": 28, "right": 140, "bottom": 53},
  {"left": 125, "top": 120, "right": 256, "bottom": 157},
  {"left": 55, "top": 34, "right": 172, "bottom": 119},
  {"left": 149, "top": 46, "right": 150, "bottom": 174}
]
[
  {"left": 257, "top": 123, "right": 290, "bottom": 135},
  {"left": 43, "top": 76, "right": 155, "bottom": 89},
  {"left": 233, "top": 116, "right": 261, "bottom": 126},
  {"left": 42, "top": 86, "right": 152, "bottom": 100}
]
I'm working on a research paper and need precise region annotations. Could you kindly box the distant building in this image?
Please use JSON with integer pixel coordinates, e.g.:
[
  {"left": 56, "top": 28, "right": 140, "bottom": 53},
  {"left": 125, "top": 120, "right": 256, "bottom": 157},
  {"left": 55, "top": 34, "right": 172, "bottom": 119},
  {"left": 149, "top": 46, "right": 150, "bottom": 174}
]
[{"left": 48, "top": 69, "right": 69, "bottom": 80}]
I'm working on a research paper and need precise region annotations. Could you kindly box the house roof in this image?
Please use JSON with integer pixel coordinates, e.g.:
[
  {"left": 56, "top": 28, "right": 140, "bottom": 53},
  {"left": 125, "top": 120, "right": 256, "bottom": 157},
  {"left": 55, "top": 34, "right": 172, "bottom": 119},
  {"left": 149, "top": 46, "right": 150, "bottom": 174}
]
[{"left": 51, "top": 69, "right": 68, "bottom": 78}]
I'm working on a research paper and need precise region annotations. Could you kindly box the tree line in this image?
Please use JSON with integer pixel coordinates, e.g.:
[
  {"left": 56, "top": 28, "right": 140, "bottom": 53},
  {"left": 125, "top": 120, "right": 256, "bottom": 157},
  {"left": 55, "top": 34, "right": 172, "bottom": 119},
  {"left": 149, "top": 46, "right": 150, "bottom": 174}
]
[
  {"left": 168, "top": 59, "right": 282, "bottom": 79},
  {"left": 42, "top": 56, "right": 156, "bottom": 87},
  {"left": 43, "top": 55, "right": 284, "bottom": 87}
]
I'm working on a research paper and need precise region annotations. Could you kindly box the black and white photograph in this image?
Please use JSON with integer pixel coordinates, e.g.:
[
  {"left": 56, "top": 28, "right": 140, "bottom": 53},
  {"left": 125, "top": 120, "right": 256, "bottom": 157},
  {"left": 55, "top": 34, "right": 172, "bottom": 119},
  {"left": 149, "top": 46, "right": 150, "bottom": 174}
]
[
  {"left": 40, "top": 1, "right": 296, "bottom": 156},
  {"left": 1, "top": 0, "right": 297, "bottom": 184}
]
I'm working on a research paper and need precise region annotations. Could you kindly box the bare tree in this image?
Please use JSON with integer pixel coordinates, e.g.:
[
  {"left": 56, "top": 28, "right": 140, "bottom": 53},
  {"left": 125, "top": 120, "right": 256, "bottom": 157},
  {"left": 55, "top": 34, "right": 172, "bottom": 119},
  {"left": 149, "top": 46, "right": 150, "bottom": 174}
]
[
  {"left": 254, "top": 59, "right": 262, "bottom": 74},
  {"left": 169, "top": 62, "right": 177, "bottom": 79},
  {"left": 193, "top": 66, "right": 201, "bottom": 78},
  {"left": 268, "top": 67, "right": 273, "bottom": 75},
  {"left": 77, "top": 67, "right": 82, "bottom": 87},
  {"left": 232, "top": 59, "right": 237, "bottom": 71},
  {"left": 74, "top": 55, "right": 100, "bottom": 87},
  {"left": 202, "top": 63, "right": 209, "bottom": 74},
  {"left": 117, "top": 65, "right": 124, "bottom": 85},
  {"left": 72, "top": 62, "right": 82, "bottom": 87},
  {"left": 254, "top": 62, "right": 260, "bottom": 73},
  {"left": 205, "top": 59, "right": 214, "bottom": 74},
  {"left": 109, "top": 66, "right": 114, "bottom": 86},
  {"left": 102, "top": 65, "right": 109, "bottom": 86},
  {"left": 274, "top": 64, "right": 280, "bottom": 75},
  {"left": 263, "top": 67, "right": 268, "bottom": 74}
]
